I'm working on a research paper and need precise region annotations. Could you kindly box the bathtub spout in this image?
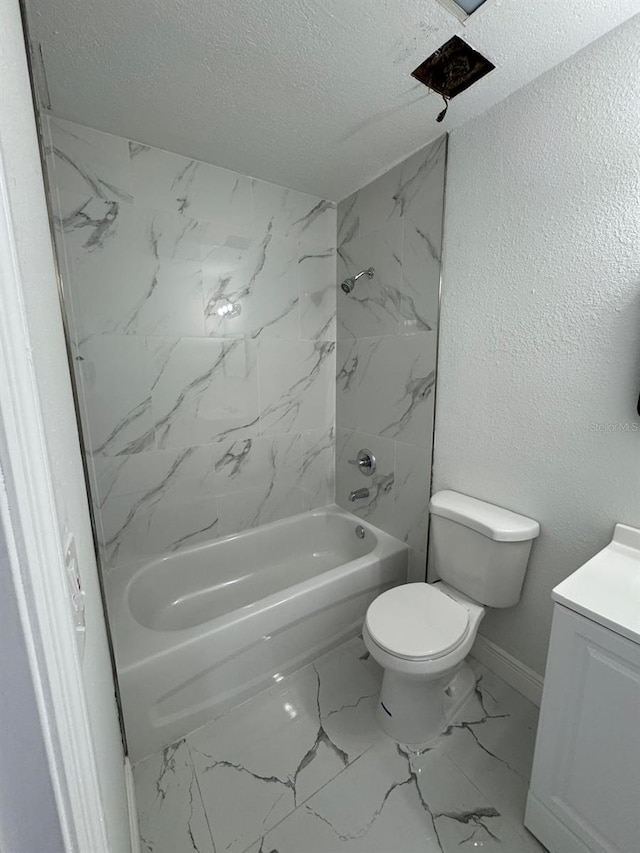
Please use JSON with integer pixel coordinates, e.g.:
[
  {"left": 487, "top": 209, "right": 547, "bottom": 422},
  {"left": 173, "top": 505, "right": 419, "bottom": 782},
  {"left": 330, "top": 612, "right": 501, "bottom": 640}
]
[{"left": 349, "top": 488, "right": 370, "bottom": 502}]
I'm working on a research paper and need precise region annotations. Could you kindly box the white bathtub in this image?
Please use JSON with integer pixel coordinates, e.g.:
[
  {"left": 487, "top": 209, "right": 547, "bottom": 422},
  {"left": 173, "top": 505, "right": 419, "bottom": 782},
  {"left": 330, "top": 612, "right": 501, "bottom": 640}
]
[{"left": 105, "top": 505, "right": 408, "bottom": 760}]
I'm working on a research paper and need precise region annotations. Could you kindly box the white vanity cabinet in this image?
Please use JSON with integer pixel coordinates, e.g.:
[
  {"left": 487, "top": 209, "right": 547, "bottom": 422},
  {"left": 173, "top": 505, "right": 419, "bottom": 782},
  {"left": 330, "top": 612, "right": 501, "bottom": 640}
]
[{"left": 525, "top": 523, "right": 640, "bottom": 853}]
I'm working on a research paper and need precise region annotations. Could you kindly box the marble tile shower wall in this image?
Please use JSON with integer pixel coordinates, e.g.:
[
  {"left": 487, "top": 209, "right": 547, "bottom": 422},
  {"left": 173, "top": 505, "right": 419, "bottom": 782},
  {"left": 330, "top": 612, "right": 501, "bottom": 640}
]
[
  {"left": 336, "top": 136, "right": 446, "bottom": 581},
  {"left": 44, "top": 116, "right": 337, "bottom": 570}
]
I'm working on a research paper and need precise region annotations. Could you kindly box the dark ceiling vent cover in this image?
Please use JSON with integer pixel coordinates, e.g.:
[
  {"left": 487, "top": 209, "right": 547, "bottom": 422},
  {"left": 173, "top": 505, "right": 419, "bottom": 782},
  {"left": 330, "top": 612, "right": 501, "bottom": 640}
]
[{"left": 411, "top": 35, "right": 495, "bottom": 100}]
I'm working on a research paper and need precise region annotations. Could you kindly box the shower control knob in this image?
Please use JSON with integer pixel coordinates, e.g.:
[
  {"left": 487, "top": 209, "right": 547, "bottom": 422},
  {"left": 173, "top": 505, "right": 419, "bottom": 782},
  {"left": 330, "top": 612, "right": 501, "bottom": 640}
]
[{"left": 348, "top": 448, "right": 376, "bottom": 476}]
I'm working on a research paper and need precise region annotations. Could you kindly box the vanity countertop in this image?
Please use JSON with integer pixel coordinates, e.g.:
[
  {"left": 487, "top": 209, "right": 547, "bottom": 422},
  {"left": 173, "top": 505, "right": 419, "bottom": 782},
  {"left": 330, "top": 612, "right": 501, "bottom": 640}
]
[{"left": 552, "top": 523, "right": 640, "bottom": 644}]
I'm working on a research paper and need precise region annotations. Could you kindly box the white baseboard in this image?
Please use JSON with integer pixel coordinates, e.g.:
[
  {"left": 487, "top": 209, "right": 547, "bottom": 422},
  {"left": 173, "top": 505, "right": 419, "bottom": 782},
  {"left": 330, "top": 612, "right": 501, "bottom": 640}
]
[
  {"left": 124, "top": 757, "right": 141, "bottom": 853},
  {"left": 471, "top": 635, "right": 544, "bottom": 706}
]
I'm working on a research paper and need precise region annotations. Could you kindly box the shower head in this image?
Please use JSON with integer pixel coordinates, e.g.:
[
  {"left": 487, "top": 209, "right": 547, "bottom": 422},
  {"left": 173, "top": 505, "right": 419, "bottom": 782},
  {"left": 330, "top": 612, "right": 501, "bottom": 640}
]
[{"left": 340, "top": 267, "right": 375, "bottom": 294}]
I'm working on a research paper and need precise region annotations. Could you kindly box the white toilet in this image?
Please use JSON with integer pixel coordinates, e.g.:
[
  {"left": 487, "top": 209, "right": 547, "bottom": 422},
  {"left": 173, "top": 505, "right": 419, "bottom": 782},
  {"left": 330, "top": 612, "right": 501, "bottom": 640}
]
[{"left": 363, "top": 490, "right": 540, "bottom": 744}]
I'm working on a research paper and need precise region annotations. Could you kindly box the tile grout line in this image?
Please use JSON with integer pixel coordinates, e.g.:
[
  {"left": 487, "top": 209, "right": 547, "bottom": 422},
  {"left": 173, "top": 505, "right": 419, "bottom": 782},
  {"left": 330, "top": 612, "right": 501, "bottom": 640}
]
[
  {"left": 186, "top": 740, "right": 219, "bottom": 853},
  {"left": 237, "top": 738, "right": 385, "bottom": 853},
  {"left": 184, "top": 639, "right": 385, "bottom": 853}
]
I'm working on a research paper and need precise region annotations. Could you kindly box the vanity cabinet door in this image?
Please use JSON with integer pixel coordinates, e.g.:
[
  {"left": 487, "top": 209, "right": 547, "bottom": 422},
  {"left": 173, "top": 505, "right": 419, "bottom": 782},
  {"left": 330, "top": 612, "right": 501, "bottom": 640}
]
[{"left": 525, "top": 605, "right": 640, "bottom": 853}]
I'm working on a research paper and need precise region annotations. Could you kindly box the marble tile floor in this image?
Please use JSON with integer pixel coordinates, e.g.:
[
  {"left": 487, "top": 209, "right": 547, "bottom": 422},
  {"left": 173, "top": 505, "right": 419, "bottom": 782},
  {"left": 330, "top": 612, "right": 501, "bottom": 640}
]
[{"left": 134, "top": 637, "right": 547, "bottom": 853}]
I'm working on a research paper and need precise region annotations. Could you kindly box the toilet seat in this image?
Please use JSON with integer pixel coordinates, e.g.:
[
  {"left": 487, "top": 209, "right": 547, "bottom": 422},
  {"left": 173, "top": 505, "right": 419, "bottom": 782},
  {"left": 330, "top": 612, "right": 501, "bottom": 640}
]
[{"left": 365, "top": 583, "right": 470, "bottom": 661}]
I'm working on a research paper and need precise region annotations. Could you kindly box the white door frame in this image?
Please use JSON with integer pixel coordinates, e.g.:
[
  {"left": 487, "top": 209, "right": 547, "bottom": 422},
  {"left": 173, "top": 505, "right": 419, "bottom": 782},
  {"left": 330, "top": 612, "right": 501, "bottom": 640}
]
[{"left": 0, "top": 0, "right": 125, "bottom": 848}]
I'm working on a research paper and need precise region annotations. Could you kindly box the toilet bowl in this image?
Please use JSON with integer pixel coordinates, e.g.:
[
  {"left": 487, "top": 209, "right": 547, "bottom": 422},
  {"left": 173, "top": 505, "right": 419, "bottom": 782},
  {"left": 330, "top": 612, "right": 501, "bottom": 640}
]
[
  {"left": 364, "top": 490, "right": 540, "bottom": 744},
  {"left": 363, "top": 582, "right": 485, "bottom": 743}
]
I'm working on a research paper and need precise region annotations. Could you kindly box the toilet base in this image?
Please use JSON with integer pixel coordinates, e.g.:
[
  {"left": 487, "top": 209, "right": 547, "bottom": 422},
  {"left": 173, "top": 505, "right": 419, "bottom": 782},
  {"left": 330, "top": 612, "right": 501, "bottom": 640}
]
[{"left": 376, "top": 662, "right": 476, "bottom": 745}]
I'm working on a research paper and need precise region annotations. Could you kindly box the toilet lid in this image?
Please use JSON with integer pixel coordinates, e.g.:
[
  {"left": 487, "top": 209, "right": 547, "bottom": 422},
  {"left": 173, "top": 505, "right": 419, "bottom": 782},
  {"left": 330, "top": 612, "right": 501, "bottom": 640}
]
[{"left": 366, "top": 583, "right": 470, "bottom": 660}]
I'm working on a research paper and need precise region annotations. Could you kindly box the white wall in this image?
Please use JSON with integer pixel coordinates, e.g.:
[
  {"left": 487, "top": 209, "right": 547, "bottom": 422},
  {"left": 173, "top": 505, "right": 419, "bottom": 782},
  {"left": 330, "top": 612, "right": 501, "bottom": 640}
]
[
  {"left": 0, "top": 1, "right": 131, "bottom": 847},
  {"left": 435, "top": 15, "right": 640, "bottom": 676}
]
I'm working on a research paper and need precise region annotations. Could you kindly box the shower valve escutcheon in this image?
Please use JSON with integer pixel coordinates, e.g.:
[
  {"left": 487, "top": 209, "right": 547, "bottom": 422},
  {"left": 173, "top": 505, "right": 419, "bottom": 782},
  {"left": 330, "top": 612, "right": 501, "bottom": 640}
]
[{"left": 348, "top": 448, "right": 376, "bottom": 476}]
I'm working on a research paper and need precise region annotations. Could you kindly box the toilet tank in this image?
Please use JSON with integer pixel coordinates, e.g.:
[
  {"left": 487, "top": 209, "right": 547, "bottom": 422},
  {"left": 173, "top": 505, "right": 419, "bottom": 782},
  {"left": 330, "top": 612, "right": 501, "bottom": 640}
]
[{"left": 429, "top": 491, "right": 540, "bottom": 608}]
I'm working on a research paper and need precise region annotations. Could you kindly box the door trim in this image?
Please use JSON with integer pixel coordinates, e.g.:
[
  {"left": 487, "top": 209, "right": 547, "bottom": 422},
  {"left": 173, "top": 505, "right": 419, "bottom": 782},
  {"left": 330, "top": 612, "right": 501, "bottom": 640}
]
[
  {"left": 18, "top": 0, "right": 129, "bottom": 756},
  {"left": 0, "top": 0, "right": 122, "bottom": 848}
]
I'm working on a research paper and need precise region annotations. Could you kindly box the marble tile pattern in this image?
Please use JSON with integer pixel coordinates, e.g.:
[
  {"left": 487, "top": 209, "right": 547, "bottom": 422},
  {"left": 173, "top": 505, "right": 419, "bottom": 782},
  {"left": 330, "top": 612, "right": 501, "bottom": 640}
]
[
  {"left": 43, "top": 115, "right": 336, "bottom": 569},
  {"left": 134, "top": 638, "right": 546, "bottom": 853},
  {"left": 336, "top": 136, "right": 447, "bottom": 580}
]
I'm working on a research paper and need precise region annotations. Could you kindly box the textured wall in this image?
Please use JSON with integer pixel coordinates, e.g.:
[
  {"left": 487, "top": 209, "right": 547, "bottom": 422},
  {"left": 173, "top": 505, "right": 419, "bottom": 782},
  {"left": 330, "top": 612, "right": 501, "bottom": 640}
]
[
  {"left": 435, "top": 16, "right": 640, "bottom": 675},
  {"left": 44, "top": 116, "right": 336, "bottom": 570},
  {"left": 336, "top": 136, "right": 447, "bottom": 581},
  {"left": 28, "top": 0, "right": 640, "bottom": 199}
]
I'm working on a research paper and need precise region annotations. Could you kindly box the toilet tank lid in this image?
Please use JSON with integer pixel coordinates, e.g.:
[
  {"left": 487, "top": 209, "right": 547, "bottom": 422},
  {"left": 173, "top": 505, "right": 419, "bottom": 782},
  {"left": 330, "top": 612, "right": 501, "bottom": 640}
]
[{"left": 430, "top": 491, "right": 540, "bottom": 542}]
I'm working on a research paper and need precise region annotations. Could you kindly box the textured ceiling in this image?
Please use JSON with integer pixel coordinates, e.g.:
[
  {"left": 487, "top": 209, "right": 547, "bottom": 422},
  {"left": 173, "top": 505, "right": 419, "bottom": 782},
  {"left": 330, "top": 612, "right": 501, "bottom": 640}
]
[{"left": 27, "top": 0, "right": 640, "bottom": 200}]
